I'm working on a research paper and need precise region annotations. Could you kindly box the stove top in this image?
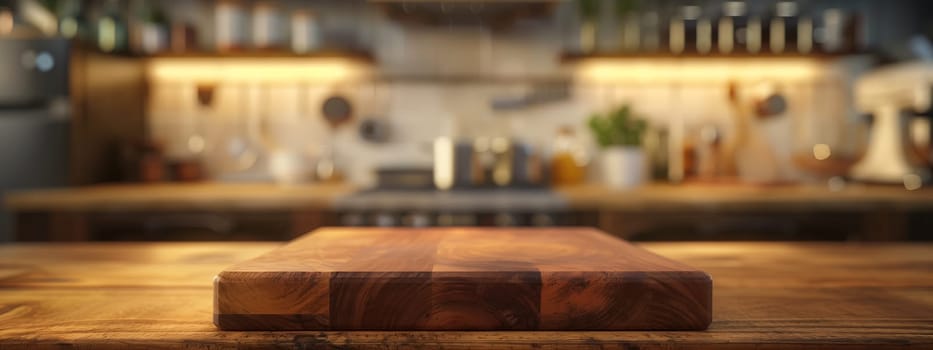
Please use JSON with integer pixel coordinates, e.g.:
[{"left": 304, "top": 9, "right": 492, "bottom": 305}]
[{"left": 334, "top": 188, "right": 568, "bottom": 212}]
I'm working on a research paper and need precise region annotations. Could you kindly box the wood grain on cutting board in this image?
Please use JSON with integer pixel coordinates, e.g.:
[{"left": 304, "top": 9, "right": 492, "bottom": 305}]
[{"left": 214, "top": 227, "right": 712, "bottom": 331}]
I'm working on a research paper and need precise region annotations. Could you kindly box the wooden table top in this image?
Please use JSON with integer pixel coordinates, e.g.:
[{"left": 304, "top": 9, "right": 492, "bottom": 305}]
[
  {"left": 1, "top": 240, "right": 931, "bottom": 349},
  {"left": 6, "top": 182, "right": 933, "bottom": 212}
]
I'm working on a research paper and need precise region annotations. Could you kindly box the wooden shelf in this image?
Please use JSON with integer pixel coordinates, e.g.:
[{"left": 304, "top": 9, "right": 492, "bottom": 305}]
[
  {"left": 374, "top": 73, "right": 570, "bottom": 85},
  {"left": 142, "top": 49, "right": 374, "bottom": 62},
  {"left": 560, "top": 50, "right": 873, "bottom": 63},
  {"left": 73, "top": 41, "right": 374, "bottom": 63}
]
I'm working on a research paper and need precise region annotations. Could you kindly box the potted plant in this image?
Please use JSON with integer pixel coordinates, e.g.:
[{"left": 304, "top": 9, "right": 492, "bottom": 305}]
[{"left": 587, "top": 105, "right": 648, "bottom": 189}]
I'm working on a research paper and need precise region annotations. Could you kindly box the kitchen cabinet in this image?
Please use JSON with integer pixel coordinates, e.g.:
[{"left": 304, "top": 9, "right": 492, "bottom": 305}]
[
  {"left": 561, "top": 184, "right": 933, "bottom": 241},
  {"left": 34, "top": 210, "right": 324, "bottom": 241},
  {"left": 596, "top": 210, "right": 924, "bottom": 241},
  {"left": 14, "top": 209, "right": 335, "bottom": 241},
  {"left": 5, "top": 183, "right": 349, "bottom": 241}
]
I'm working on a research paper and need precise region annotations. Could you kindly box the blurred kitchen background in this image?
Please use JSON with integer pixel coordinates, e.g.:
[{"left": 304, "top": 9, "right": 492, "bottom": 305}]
[{"left": 3, "top": 0, "right": 933, "bottom": 242}]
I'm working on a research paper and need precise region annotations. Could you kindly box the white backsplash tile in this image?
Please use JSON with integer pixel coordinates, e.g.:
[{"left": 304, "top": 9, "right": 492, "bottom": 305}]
[{"left": 147, "top": 23, "right": 866, "bottom": 185}]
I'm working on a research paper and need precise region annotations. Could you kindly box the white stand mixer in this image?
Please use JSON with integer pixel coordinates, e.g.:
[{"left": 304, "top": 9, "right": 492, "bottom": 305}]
[{"left": 850, "top": 61, "right": 933, "bottom": 184}]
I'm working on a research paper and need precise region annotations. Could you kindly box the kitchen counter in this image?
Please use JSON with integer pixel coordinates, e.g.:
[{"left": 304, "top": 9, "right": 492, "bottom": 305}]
[
  {"left": 7, "top": 182, "right": 933, "bottom": 212},
  {"left": 4, "top": 183, "right": 355, "bottom": 211},
  {"left": 0, "top": 241, "right": 930, "bottom": 349},
  {"left": 556, "top": 183, "right": 933, "bottom": 211},
  {"left": 6, "top": 183, "right": 933, "bottom": 241}
]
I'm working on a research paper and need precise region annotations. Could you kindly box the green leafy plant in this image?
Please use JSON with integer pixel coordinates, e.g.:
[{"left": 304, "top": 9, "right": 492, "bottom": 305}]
[
  {"left": 587, "top": 105, "right": 647, "bottom": 148},
  {"left": 578, "top": 0, "right": 600, "bottom": 20},
  {"left": 578, "top": 0, "right": 638, "bottom": 20}
]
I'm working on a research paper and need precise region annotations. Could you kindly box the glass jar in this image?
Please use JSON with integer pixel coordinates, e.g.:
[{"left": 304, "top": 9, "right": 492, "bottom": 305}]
[{"left": 550, "top": 125, "right": 589, "bottom": 186}]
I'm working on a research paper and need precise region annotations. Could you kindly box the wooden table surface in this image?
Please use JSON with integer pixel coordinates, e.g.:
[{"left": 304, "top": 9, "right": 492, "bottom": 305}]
[{"left": 0, "top": 241, "right": 931, "bottom": 349}]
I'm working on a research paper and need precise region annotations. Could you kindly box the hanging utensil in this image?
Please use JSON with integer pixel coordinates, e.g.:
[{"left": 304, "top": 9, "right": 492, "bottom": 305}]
[
  {"left": 358, "top": 82, "right": 392, "bottom": 143},
  {"left": 321, "top": 95, "right": 353, "bottom": 128},
  {"left": 221, "top": 83, "right": 260, "bottom": 172},
  {"left": 316, "top": 90, "right": 354, "bottom": 182},
  {"left": 358, "top": 118, "right": 391, "bottom": 143},
  {"left": 188, "top": 83, "right": 213, "bottom": 156}
]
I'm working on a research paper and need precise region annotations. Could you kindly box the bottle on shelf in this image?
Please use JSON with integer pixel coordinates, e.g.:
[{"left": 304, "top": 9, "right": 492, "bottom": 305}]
[
  {"left": 135, "top": 0, "right": 169, "bottom": 54},
  {"left": 696, "top": 3, "right": 718, "bottom": 54},
  {"left": 550, "top": 125, "right": 589, "bottom": 186},
  {"left": 290, "top": 10, "right": 321, "bottom": 53},
  {"left": 576, "top": 0, "right": 598, "bottom": 53},
  {"left": 214, "top": 0, "right": 247, "bottom": 52},
  {"left": 96, "top": 0, "right": 128, "bottom": 53},
  {"left": 816, "top": 8, "right": 862, "bottom": 54},
  {"left": 619, "top": 4, "right": 640, "bottom": 53},
  {"left": 251, "top": 1, "right": 285, "bottom": 50},
  {"left": 767, "top": 1, "right": 800, "bottom": 54},
  {"left": 669, "top": 5, "right": 701, "bottom": 54},
  {"left": 170, "top": 20, "right": 199, "bottom": 53},
  {"left": 795, "top": 2, "right": 816, "bottom": 54},
  {"left": 639, "top": 5, "right": 662, "bottom": 52},
  {"left": 718, "top": 1, "right": 760, "bottom": 53},
  {"left": 55, "top": 0, "right": 88, "bottom": 41}
]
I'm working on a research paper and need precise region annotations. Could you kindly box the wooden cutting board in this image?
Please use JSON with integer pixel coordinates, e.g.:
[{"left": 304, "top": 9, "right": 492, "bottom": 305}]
[{"left": 214, "top": 227, "right": 712, "bottom": 331}]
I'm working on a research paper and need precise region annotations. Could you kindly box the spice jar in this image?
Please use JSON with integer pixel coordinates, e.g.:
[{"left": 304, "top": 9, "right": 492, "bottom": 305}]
[{"left": 290, "top": 10, "right": 321, "bottom": 53}]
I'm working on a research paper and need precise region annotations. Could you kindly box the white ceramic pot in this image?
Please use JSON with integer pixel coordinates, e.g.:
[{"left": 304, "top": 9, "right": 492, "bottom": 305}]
[{"left": 600, "top": 146, "right": 645, "bottom": 189}]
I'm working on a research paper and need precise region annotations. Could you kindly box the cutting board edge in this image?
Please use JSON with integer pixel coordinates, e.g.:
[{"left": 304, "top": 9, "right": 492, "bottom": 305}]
[
  {"left": 212, "top": 314, "right": 714, "bottom": 331},
  {"left": 213, "top": 270, "right": 331, "bottom": 325},
  {"left": 213, "top": 269, "right": 713, "bottom": 331}
]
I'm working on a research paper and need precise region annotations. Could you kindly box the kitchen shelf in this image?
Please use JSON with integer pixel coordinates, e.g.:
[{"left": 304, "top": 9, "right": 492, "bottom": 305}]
[
  {"left": 560, "top": 50, "right": 873, "bottom": 63},
  {"left": 142, "top": 49, "right": 375, "bottom": 63},
  {"left": 374, "top": 73, "right": 570, "bottom": 85},
  {"left": 74, "top": 42, "right": 373, "bottom": 63}
]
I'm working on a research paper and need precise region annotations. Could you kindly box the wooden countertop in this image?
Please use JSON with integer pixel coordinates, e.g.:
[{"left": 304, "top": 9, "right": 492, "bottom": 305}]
[
  {"left": 3, "top": 183, "right": 355, "bottom": 211},
  {"left": 5, "top": 182, "right": 933, "bottom": 212},
  {"left": 1, "top": 241, "right": 931, "bottom": 349},
  {"left": 555, "top": 183, "right": 933, "bottom": 211}
]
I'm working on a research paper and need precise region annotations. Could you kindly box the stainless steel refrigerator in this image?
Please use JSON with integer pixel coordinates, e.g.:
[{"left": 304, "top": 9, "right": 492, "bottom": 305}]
[{"left": 0, "top": 38, "right": 70, "bottom": 241}]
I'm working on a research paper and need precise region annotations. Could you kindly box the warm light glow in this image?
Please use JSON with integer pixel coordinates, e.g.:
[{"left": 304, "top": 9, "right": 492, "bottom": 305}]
[
  {"left": 147, "top": 58, "right": 371, "bottom": 84},
  {"left": 812, "top": 143, "right": 831, "bottom": 160},
  {"left": 575, "top": 58, "right": 827, "bottom": 84}
]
